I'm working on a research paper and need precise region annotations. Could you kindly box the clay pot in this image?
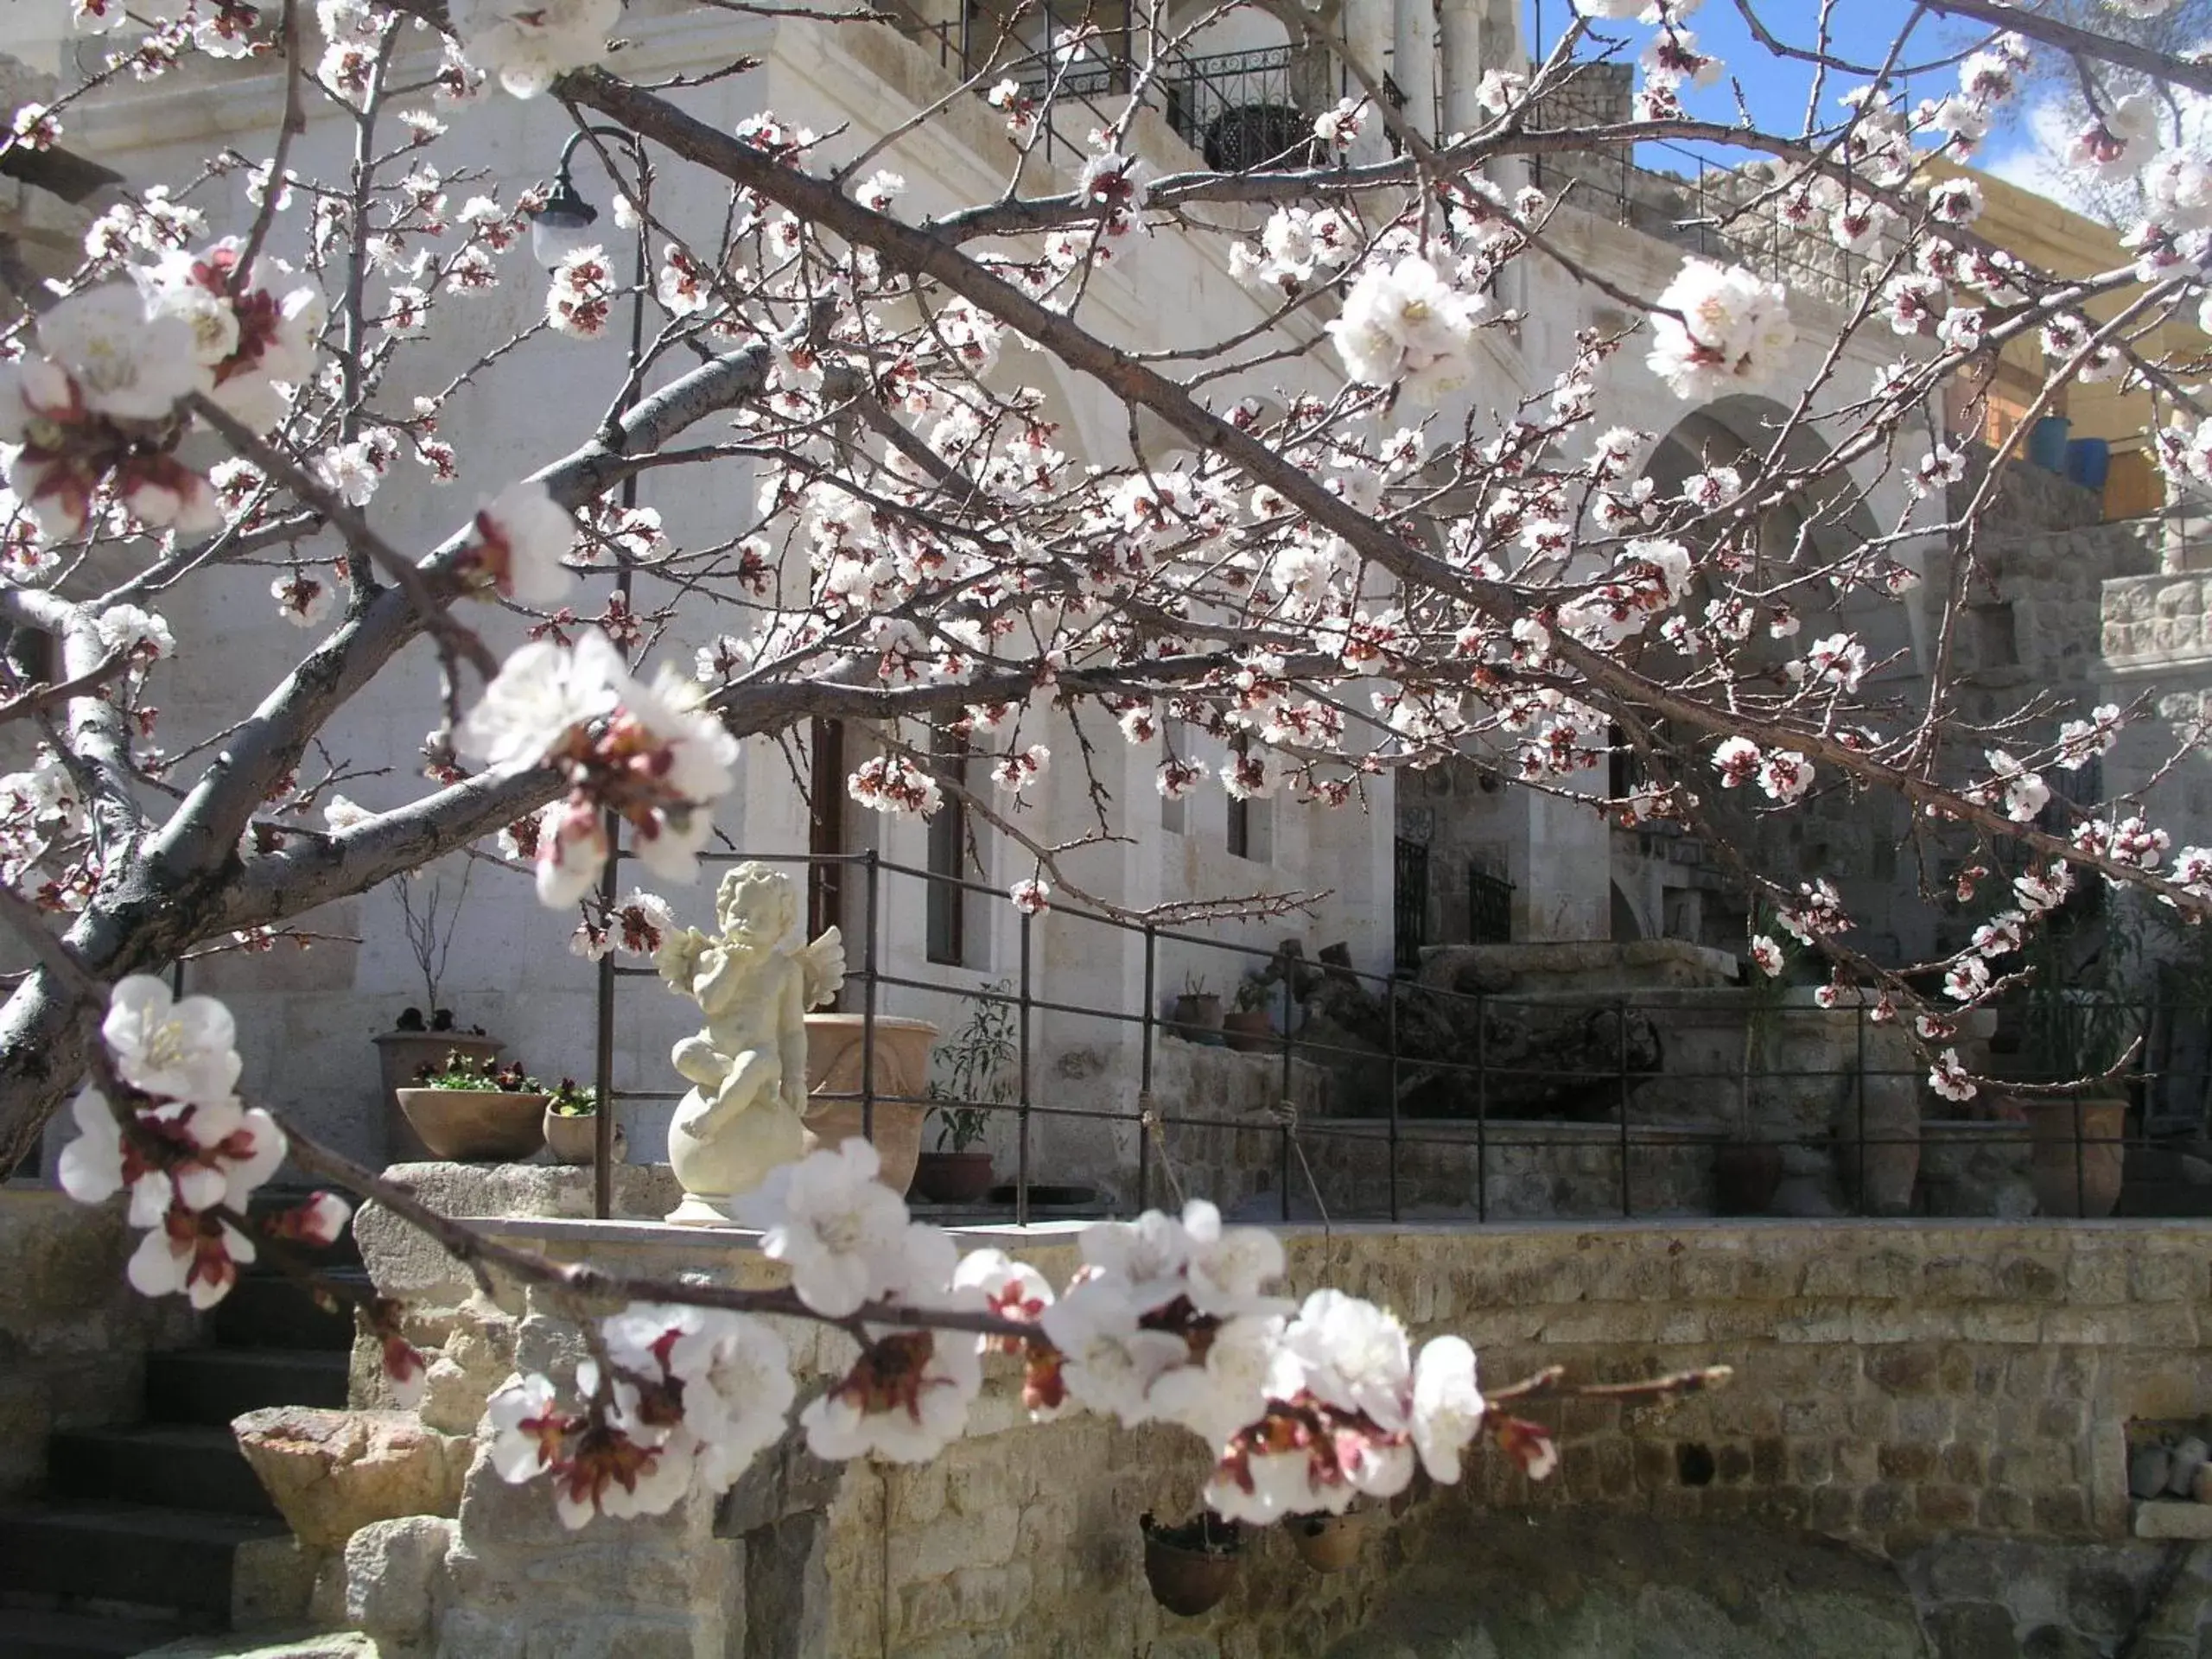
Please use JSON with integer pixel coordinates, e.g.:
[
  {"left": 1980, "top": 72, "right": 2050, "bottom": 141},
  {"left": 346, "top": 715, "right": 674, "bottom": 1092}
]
[
  {"left": 1171, "top": 993, "right": 1224, "bottom": 1044},
  {"left": 1713, "top": 1141, "right": 1783, "bottom": 1216},
  {"left": 543, "top": 1107, "right": 624, "bottom": 1167},
  {"left": 1140, "top": 1512, "right": 1240, "bottom": 1616},
  {"left": 2023, "top": 1091, "right": 2128, "bottom": 1218},
  {"left": 1221, "top": 1009, "right": 1275, "bottom": 1054},
  {"left": 801, "top": 1014, "right": 939, "bottom": 1194},
  {"left": 374, "top": 1031, "right": 501, "bottom": 1163},
  {"left": 1289, "top": 1510, "right": 1365, "bottom": 1573},
  {"left": 912, "top": 1149, "right": 995, "bottom": 1205},
  {"left": 396, "top": 1089, "right": 548, "bottom": 1162}
]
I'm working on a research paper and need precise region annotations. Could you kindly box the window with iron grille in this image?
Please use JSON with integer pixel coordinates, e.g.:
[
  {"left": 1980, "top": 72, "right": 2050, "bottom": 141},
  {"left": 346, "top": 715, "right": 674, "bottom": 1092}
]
[{"left": 1395, "top": 836, "right": 1429, "bottom": 974}]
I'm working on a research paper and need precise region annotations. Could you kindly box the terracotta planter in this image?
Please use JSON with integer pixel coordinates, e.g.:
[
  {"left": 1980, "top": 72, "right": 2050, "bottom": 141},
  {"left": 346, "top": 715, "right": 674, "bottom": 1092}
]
[
  {"left": 374, "top": 1031, "right": 501, "bottom": 1163},
  {"left": 1140, "top": 1513, "right": 1240, "bottom": 1616},
  {"left": 1171, "top": 994, "right": 1224, "bottom": 1045},
  {"left": 1289, "top": 1510, "right": 1365, "bottom": 1573},
  {"left": 396, "top": 1088, "right": 548, "bottom": 1162},
  {"left": 801, "top": 1014, "right": 938, "bottom": 1194},
  {"left": 1221, "top": 1009, "right": 1275, "bottom": 1054},
  {"left": 543, "top": 1108, "right": 624, "bottom": 1166},
  {"left": 1713, "top": 1141, "right": 1783, "bottom": 1217},
  {"left": 2023, "top": 1092, "right": 2127, "bottom": 1218},
  {"left": 912, "top": 1149, "right": 995, "bottom": 1205}
]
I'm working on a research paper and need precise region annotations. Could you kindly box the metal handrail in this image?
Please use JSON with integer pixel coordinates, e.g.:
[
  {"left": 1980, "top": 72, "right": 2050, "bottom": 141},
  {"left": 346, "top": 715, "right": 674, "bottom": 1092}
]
[{"left": 588, "top": 843, "right": 2209, "bottom": 1228}]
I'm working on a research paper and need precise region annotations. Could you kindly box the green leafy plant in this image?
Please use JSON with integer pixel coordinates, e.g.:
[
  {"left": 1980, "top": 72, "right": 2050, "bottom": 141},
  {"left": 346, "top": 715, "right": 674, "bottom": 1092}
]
[
  {"left": 547, "top": 1079, "right": 598, "bottom": 1116},
  {"left": 1232, "top": 974, "right": 1273, "bottom": 1014},
  {"left": 927, "top": 983, "right": 1016, "bottom": 1153},
  {"left": 413, "top": 1052, "right": 543, "bottom": 1093}
]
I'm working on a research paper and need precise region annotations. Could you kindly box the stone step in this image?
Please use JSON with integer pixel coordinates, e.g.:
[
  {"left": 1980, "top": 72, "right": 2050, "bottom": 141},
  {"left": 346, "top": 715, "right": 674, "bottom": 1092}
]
[
  {"left": 143, "top": 1349, "right": 348, "bottom": 1428},
  {"left": 46, "top": 1424, "right": 275, "bottom": 1519},
  {"left": 0, "top": 1605, "right": 194, "bottom": 1657},
  {"left": 0, "top": 1503, "right": 286, "bottom": 1621},
  {"left": 208, "top": 1270, "right": 362, "bottom": 1352}
]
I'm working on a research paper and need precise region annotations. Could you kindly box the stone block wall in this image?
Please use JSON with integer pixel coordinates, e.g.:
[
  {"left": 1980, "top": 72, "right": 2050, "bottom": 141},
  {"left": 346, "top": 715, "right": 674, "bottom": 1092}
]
[
  {"left": 0, "top": 1189, "right": 197, "bottom": 1497},
  {"left": 346, "top": 1192, "right": 2212, "bottom": 1657}
]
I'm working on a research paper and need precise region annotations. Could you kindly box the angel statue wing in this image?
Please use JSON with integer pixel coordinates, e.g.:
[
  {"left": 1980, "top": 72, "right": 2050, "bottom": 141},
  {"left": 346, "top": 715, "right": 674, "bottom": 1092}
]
[{"left": 798, "top": 925, "right": 846, "bottom": 1010}]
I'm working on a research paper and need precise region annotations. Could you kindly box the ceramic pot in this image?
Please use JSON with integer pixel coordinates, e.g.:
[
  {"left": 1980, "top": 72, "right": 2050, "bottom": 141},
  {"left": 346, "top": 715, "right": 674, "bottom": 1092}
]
[
  {"left": 2023, "top": 1092, "right": 2127, "bottom": 1218},
  {"left": 801, "top": 1014, "right": 938, "bottom": 1194},
  {"left": 912, "top": 1150, "right": 995, "bottom": 1204},
  {"left": 1713, "top": 1141, "right": 1783, "bottom": 1216},
  {"left": 1171, "top": 994, "right": 1224, "bottom": 1044},
  {"left": 543, "top": 1108, "right": 625, "bottom": 1166},
  {"left": 396, "top": 1089, "right": 548, "bottom": 1162},
  {"left": 1221, "top": 1010, "right": 1275, "bottom": 1054},
  {"left": 1289, "top": 1510, "right": 1364, "bottom": 1573},
  {"left": 375, "top": 1031, "right": 502, "bottom": 1163},
  {"left": 1140, "top": 1513, "right": 1240, "bottom": 1616}
]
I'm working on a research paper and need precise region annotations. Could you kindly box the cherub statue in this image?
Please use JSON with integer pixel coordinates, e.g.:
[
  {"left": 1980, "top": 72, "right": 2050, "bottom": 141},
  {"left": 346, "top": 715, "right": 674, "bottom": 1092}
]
[{"left": 655, "top": 861, "right": 845, "bottom": 1224}]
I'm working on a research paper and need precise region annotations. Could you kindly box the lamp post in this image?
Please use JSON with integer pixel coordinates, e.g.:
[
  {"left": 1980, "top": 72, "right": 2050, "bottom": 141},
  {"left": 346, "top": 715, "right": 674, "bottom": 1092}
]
[{"left": 531, "top": 125, "right": 650, "bottom": 1222}]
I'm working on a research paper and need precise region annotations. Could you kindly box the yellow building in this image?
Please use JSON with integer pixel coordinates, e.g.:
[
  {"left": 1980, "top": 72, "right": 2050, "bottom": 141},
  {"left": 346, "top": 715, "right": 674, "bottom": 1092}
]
[{"left": 1938, "top": 161, "right": 2206, "bottom": 519}]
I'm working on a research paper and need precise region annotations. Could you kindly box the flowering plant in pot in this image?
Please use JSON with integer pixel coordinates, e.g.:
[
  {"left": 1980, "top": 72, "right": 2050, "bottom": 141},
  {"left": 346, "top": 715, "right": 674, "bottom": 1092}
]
[
  {"left": 1222, "top": 974, "right": 1276, "bottom": 1054},
  {"left": 372, "top": 869, "right": 502, "bottom": 1162},
  {"left": 543, "top": 1080, "right": 623, "bottom": 1166},
  {"left": 913, "top": 986, "right": 1013, "bottom": 1205},
  {"left": 396, "top": 1052, "right": 550, "bottom": 1162}
]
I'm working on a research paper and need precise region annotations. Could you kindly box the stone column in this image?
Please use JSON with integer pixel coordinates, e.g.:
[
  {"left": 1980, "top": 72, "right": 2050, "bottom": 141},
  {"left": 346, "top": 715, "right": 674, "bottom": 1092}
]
[
  {"left": 1341, "top": 0, "right": 1395, "bottom": 162},
  {"left": 1436, "top": 0, "right": 1484, "bottom": 139},
  {"left": 1394, "top": 0, "right": 1436, "bottom": 141}
]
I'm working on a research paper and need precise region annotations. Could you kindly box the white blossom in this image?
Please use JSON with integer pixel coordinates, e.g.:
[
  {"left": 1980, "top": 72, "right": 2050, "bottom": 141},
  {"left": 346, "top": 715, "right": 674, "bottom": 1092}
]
[
  {"left": 1647, "top": 258, "right": 1795, "bottom": 399},
  {"left": 742, "top": 1139, "right": 913, "bottom": 1318},
  {"left": 448, "top": 0, "right": 619, "bottom": 97},
  {"left": 1326, "top": 257, "right": 1486, "bottom": 402},
  {"left": 102, "top": 975, "right": 243, "bottom": 1107}
]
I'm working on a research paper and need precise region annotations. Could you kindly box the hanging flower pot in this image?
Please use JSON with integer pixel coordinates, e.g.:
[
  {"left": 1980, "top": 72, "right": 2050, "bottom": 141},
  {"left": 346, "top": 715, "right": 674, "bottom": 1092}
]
[
  {"left": 1140, "top": 1510, "right": 1240, "bottom": 1616},
  {"left": 1289, "top": 1509, "right": 1366, "bottom": 1573}
]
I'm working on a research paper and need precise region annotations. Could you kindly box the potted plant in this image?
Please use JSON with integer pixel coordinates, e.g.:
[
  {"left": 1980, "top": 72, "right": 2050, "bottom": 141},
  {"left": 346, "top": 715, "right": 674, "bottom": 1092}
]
[
  {"left": 914, "top": 985, "right": 1014, "bottom": 1205},
  {"left": 1222, "top": 975, "right": 1276, "bottom": 1054},
  {"left": 543, "top": 1079, "right": 623, "bottom": 1166},
  {"left": 802, "top": 1013, "right": 940, "bottom": 1193},
  {"left": 1169, "top": 973, "right": 1224, "bottom": 1045},
  {"left": 396, "top": 1052, "right": 550, "bottom": 1162},
  {"left": 373, "top": 869, "right": 502, "bottom": 1163},
  {"left": 1715, "top": 938, "right": 1784, "bottom": 1216},
  {"left": 1289, "top": 1508, "right": 1368, "bottom": 1573},
  {"left": 2004, "top": 906, "right": 2139, "bottom": 1217},
  {"left": 1139, "top": 1510, "right": 1241, "bottom": 1616}
]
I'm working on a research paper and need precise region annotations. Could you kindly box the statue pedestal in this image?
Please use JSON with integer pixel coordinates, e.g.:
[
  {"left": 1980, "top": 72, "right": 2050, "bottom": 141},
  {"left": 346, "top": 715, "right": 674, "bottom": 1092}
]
[{"left": 665, "top": 1192, "right": 734, "bottom": 1226}]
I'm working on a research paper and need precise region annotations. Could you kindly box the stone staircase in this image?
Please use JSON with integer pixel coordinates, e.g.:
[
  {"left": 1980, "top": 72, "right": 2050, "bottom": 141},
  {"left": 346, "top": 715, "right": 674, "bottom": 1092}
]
[{"left": 0, "top": 1193, "right": 360, "bottom": 1656}]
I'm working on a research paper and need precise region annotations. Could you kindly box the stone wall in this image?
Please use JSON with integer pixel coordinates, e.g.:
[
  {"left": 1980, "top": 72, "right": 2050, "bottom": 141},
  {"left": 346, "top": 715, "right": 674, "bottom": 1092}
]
[
  {"left": 343, "top": 1191, "right": 2212, "bottom": 1657},
  {"left": 0, "top": 1188, "right": 197, "bottom": 1498}
]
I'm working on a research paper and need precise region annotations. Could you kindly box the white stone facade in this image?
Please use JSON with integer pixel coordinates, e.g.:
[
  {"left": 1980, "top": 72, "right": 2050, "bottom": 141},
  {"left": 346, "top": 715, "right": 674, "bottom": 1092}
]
[{"left": 23, "top": 1, "right": 1921, "bottom": 1189}]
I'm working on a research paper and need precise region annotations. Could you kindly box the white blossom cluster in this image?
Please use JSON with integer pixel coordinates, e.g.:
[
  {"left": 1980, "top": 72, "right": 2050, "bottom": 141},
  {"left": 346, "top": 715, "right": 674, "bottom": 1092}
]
[
  {"left": 458, "top": 628, "right": 739, "bottom": 905},
  {"left": 480, "top": 1139, "right": 1521, "bottom": 1528},
  {"left": 58, "top": 977, "right": 348, "bottom": 1309}
]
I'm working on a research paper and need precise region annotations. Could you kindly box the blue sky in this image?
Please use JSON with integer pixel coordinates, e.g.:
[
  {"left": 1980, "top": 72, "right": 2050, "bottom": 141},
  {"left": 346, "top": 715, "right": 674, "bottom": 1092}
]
[{"left": 1519, "top": 0, "right": 2065, "bottom": 200}]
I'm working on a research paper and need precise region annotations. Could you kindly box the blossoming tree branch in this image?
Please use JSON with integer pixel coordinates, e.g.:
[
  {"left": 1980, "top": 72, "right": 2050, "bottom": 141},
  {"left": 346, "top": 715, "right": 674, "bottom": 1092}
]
[{"left": 3, "top": 0, "right": 2210, "bottom": 1522}]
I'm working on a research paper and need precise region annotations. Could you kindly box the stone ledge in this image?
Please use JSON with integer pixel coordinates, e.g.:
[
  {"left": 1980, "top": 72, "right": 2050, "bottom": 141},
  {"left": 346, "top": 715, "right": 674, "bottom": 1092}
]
[{"left": 2132, "top": 1499, "right": 2212, "bottom": 1540}]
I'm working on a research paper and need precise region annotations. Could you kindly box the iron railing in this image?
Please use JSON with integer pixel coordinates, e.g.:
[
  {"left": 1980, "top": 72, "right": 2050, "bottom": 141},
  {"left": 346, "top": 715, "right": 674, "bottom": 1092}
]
[
  {"left": 587, "top": 846, "right": 2212, "bottom": 1229},
  {"left": 890, "top": 0, "right": 1350, "bottom": 169}
]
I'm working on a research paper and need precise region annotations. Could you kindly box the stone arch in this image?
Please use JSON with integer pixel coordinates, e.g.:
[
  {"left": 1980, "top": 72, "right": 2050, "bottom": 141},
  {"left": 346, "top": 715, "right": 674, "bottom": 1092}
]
[{"left": 1643, "top": 393, "right": 1922, "bottom": 679}]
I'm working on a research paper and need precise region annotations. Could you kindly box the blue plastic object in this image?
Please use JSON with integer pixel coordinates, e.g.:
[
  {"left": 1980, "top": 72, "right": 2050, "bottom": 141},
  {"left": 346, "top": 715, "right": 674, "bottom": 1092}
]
[
  {"left": 2065, "top": 437, "right": 2110, "bottom": 493},
  {"left": 2027, "top": 415, "right": 2071, "bottom": 473}
]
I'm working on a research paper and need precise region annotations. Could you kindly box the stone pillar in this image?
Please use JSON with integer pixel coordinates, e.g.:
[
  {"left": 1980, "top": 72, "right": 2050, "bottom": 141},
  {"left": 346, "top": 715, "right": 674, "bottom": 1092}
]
[
  {"left": 1436, "top": 0, "right": 1484, "bottom": 139},
  {"left": 1341, "top": 0, "right": 1395, "bottom": 163},
  {"left": 1393, "top": 0, "right": 1436, "bottom": 141}
]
